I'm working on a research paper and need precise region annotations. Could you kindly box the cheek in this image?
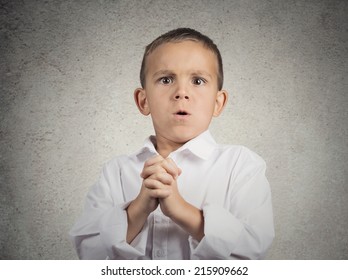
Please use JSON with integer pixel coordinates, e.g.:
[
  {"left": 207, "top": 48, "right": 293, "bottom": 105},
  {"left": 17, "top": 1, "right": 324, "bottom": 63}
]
[
  {"left": 149, "top": 102, "right": 167, "bottom": 120},
  {"left": 197, "top": 96, "right": 216, "bottom": 112}
]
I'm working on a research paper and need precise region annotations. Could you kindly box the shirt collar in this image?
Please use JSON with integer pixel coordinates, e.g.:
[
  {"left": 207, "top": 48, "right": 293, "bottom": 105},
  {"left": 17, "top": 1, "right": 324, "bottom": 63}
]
[{"left": 135, "top": 130, "right": 217, "bottom": 160}]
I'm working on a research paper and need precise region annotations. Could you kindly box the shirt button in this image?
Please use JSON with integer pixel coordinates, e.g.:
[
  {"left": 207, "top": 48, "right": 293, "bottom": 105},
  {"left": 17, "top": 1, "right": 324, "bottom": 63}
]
[{"left": 156, "top": 249, "right": 165, "bottom": 258}]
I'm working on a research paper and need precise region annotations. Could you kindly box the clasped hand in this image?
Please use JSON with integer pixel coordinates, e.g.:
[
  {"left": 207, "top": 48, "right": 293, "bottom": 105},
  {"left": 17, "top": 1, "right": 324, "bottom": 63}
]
[
  {"left": 127, "top": 155, "right": 204, "bottom": 243},
  {"left": 139, "top": 155, "right": 184, "bottom": 218}
]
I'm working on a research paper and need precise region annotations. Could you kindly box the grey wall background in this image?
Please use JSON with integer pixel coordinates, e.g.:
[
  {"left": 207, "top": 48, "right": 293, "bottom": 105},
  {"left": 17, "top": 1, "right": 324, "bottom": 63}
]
[{"left": 0, "top": 0, "right": 347, "bottom": 259}]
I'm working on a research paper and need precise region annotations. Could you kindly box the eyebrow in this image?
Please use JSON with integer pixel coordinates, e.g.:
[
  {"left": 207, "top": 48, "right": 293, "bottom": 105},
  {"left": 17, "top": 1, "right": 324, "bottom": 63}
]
[
  {"left": 191, "top": 70, "right": 213, "bottom": 79},
  {"left": 153, "top": 70, "right": 175, "bottom": 78},
  {"left": 152, "top": 69, "right": 213, "bottom": 79}
]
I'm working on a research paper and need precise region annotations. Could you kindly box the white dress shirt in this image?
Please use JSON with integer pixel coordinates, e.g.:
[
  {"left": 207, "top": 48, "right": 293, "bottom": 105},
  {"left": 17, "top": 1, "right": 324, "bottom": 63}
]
[{"left": 69, "top": 130, "right": 274, "bottom": 259}]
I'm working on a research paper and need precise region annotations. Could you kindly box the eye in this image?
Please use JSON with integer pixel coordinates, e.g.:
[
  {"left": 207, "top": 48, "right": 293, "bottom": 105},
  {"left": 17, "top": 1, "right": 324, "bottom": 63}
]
[
  {"left": 159, "top": 76, "right": 173, "bottom": 84},
  {"left": 192, "top": 77, "right": 206, "bottom": 85}
]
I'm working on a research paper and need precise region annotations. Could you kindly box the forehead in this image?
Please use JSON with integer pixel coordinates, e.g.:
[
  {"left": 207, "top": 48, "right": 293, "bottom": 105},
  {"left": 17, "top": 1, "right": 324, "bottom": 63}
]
[{"left": 145, "top": 41, "right": 218, "bottom": 76}]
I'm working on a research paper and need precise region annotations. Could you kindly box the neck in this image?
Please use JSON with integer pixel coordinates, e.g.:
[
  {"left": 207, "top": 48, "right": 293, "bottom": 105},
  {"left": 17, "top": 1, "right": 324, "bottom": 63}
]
[{"left": 154, "top": 134, "right": 186, "bottom": 158}]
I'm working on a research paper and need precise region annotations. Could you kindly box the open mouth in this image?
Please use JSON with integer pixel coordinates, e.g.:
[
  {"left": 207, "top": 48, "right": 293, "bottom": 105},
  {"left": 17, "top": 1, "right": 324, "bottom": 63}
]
[{"left": 175, "top": 110, "right": 189, "bottom": 116}]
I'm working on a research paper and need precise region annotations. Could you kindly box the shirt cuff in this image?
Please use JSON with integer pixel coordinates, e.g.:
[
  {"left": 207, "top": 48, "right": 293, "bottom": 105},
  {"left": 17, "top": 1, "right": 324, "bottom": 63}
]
[
  {"left": 189, "top": 204, "right": 244, "bottom": 259},
  {"left": 99, "top": 202, "right": 149, "bottom": 259}
]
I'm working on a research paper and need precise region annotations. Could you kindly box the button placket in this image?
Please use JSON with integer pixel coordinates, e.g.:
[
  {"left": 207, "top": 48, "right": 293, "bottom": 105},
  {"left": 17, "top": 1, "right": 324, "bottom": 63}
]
[{"left": 152, "top": 209, "right": 169, "bottom": 259}]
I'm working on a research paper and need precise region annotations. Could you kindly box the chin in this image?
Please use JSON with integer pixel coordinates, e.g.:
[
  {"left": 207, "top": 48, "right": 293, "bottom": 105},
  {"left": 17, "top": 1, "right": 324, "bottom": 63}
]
[{"left": 170, "top": 127, "right": 205, "bottom": 143}]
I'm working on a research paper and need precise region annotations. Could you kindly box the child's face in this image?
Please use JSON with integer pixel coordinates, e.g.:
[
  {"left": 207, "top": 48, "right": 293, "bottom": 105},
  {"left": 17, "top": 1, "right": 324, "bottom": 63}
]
[{"left": 135, "top": 40, "right": 227, "bottom": 144}]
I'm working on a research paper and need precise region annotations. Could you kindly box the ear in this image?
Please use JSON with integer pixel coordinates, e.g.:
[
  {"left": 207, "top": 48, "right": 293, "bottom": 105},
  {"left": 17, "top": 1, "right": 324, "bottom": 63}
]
[
  {"left": 134, "top": 88, "right": 150, "bottom": 115},
  {"left": 213, "top": 90, "right": 228, "bottom": 117}
]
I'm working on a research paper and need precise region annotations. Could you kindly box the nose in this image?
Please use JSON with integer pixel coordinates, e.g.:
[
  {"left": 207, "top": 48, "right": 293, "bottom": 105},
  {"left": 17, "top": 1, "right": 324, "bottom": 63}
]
[
  {"left": 175, "top": 94, "right": 189, "bottom": 100},
  {"left": 174, "top": 82, "right": 190, "bottom": 100}
]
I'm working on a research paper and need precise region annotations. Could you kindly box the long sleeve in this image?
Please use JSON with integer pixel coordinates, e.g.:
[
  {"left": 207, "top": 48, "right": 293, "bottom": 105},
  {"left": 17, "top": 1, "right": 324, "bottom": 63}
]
[
  {"left": 189, "top": 148, "right": 275, "bottom": 259},
  {"left": 69, "top": 157, "right": 149, "bottom": 259}
]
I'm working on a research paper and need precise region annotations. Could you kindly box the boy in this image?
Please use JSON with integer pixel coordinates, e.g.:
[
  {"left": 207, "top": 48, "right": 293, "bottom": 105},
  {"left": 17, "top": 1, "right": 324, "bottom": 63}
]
[{"left": 70, "top": 28, "right": 274, "bottom": 259}]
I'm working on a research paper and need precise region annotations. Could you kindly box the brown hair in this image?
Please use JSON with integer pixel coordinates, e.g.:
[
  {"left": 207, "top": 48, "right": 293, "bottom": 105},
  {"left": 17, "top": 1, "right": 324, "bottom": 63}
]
[{"left": 140, "top": 28, "right": 224, "bottom": 90}]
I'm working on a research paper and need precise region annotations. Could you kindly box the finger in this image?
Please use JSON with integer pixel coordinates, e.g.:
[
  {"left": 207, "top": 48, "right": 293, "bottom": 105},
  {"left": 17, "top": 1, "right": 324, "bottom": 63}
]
[
  {"left": 143, "top": 155, "right": 164, "bottom": 168},
  {"left": 141, "top": 155, "right": 165, "bottom": 178},
  {"left": 162, "top": 158, "right": 181, "bottom": 179},
  {"left": 143, "top": 178, "right": 164, "bottom": 190},
  {"left": 149, "top": 188, "right": 171, "bottom": 199},
  {"left": 153, "top": 172, "right": 174, "bottom": 185},
  {"left": 141, "top": 164, "right": 166, "bottom": 179},
  {"left": 143, "top": 179, "right": 172, "bottom": 198}
]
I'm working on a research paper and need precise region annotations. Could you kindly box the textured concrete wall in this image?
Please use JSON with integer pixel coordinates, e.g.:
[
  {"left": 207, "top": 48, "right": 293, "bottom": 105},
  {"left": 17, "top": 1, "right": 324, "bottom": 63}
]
[{"left": 0, "top": 0, "right": 347, "bottom": 259}]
